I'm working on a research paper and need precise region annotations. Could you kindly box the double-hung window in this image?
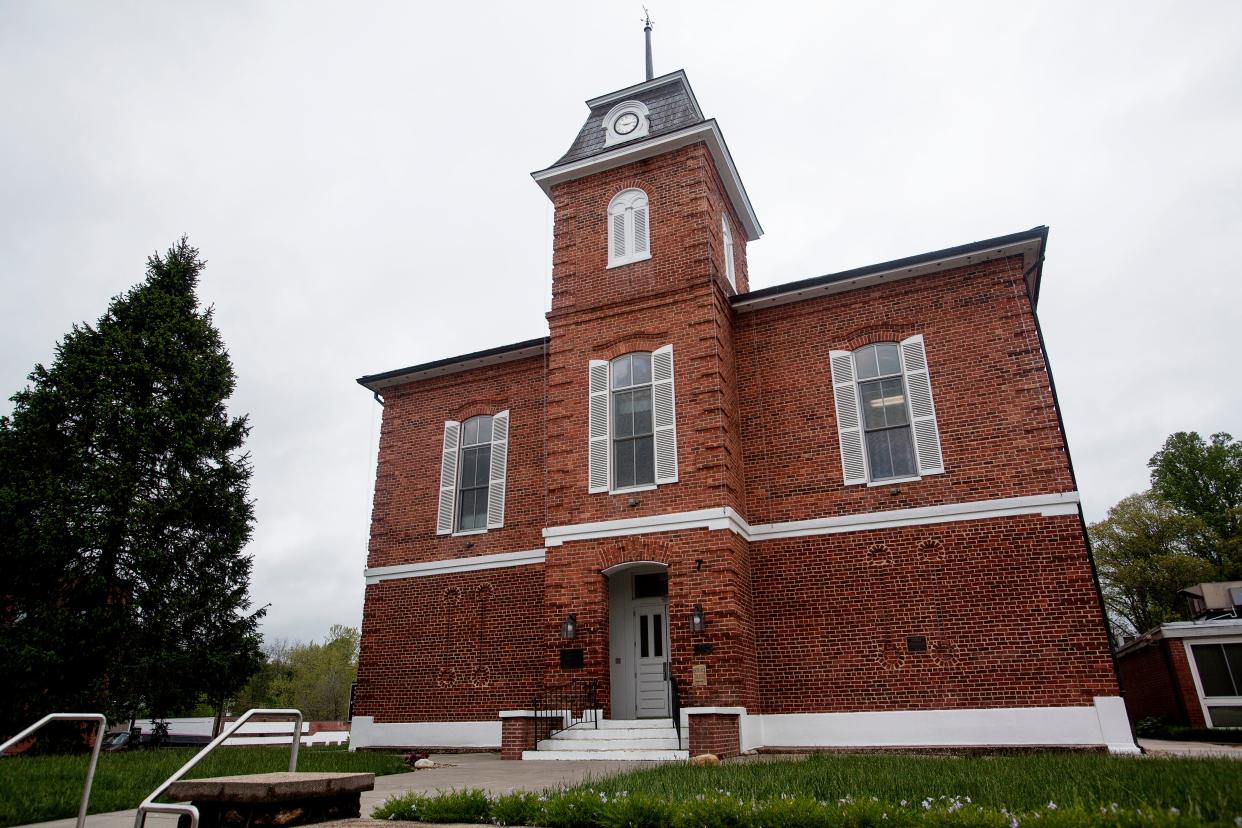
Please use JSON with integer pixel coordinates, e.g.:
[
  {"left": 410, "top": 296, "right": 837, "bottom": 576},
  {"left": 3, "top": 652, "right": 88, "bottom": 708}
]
[
  {"left": 855, "top": 344, "right": 916, "bottom": 481},
  {"left": 607, "top": 189, "right": 651, "bottom": 268},
  {"left": 829, "top": 335, "right": 944, "bottom": 485},
  {"left": 456, "top": 415, "right": 493, "bottom": 531},
  {"left": 435, "top": 410, "right": 509, "bottom": 535},
  {"left": 611, "top": 353, "right": 655, "bottom": 489},
  {"left": 587, "top": 347, "right": 677, "bottom": 493}
]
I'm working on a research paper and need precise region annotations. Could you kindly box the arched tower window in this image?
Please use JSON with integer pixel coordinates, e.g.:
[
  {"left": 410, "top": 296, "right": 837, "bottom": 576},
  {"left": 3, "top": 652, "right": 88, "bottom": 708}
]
[{"left": 607, "top": 189, "right": 651, "bottom": 268}]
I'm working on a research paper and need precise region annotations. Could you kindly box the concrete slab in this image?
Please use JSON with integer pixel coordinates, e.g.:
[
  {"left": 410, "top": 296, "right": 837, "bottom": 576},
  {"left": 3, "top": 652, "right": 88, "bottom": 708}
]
[
  {"left": 361, "top": 752, "right": 655, "bottom": 814},
  {"left": 1138, "top": 738, "right": 1242, "bottom": 758},
  {"left": 168, "top": 771, "right": 373, "bottom": 802}
]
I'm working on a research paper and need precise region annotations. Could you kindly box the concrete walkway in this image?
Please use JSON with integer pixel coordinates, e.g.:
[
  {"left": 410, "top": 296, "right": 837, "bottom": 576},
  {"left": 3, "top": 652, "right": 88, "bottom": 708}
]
[
  {"left": 1137, "top": 737, "right": 1242, "bottom": 758},
  {"left": 19, "top": 753, "right": 649, "bottom": 828}
]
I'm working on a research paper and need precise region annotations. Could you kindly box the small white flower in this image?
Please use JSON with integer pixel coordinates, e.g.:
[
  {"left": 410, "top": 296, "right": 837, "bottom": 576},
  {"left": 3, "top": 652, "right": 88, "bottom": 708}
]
[
  {"left": 901, "top": 800, "right": 908, "bottom": 807},
  {"left": 1048, "top": 801, "right": 1058, "bottom": 811},
  {"left": 1010, "top": 817, "right": 1019, "bottom": 828}
]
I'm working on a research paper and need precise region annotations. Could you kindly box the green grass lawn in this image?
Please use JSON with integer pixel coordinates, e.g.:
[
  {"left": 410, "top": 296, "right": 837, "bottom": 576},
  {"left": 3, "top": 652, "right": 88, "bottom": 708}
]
[
  {"left": 374, "top": 753, "right": 1242, "bottom": 827},
  {"left": 583, "top": 753, "right": 1242, "bottom": 820},
  {"left": 0, "top": 745, "right": 407, "bottom": 827}
]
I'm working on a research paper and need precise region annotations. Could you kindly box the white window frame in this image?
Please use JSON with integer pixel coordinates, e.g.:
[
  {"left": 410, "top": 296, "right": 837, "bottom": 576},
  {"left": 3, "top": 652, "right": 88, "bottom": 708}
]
[
  {"left": 610, "top": 353, "right": 657, "bottom": 493},
  {"left": 588, "top": 346, "right": 677, "bottom": 494},
  {"left": 436, "top": 410, "right": 509, "bottom": 536},
  {"left": 607, "top": 188, "right": 651, "bottom": 269},
  {"left": 721, "top": 214, "right": 736, "bottom": 291},
  {"left": 854, "top": 344, "right": 920, "bottom": 486},
  {"left": 829, "top": 335, "right": 944, "bottom": 486},
  {"left": 1184, "top": 637, "right": 1242, "bottom": 729}
]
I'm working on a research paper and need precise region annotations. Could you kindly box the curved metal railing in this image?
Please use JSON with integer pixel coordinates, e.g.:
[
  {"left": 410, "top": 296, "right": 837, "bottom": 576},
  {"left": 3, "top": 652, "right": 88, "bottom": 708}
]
[
  {"left": 0, "top": 712, "right": 107, "bottom": 828},
  {"left": 133, "top": 708, "right": 303, "bottom": 828}
]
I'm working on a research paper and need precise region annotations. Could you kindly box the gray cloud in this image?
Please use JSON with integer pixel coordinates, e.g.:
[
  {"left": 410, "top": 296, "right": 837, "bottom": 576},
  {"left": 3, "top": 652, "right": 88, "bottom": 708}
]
[{"left": 3, "top": 1, "right": 1239, "bottom": 642}]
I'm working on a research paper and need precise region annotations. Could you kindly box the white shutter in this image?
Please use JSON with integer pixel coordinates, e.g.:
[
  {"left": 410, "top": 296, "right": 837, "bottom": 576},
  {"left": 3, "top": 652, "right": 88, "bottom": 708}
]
[
  {"left": 651, "top": 344, "right": 678, "bottom": 484},
  {"left": 436, "top": 420, "right": 461, "bottom": 534},
  {"left": 900, "top": 334, "right": 945, "bottom": 476},
  {"left": 829, "top": 350, "right": 868, "bottom": 485},
  {"left": 722, "top": 216, "right": 735, "bottom": 290},
  {"left": 611, "top": 212, "right": 627, "bottom": 260},
  {"left": 486, "top": 409, "right": 509, "bottom": 529},
  {"left": 633, "top": 204, "right": 649, "bottom": 255},
  {"left": 588, "top": 360, "right": 611, "bottom": 493}
]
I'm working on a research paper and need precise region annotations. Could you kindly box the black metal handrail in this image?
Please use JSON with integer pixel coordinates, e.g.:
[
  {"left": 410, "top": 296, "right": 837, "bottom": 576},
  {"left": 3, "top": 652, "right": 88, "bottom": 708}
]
[
  {"left": 533, "top": 678, "right": 598, "bottom": 741},
  {"left": 669, "top": 675, "right": 682, "bottom": 750}
]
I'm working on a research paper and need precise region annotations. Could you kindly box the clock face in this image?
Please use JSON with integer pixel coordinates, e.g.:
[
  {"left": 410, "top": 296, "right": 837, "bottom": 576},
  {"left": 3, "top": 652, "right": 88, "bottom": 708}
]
[{"left": 614, "top": 112, "right": 640, "bottom": 135}]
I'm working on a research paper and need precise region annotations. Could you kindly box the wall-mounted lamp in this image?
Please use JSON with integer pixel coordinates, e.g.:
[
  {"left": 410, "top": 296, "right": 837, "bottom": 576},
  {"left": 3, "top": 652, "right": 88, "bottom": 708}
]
[
  {"left": 560, "top": 613, "right": 577, "bottom": 640},
  {"left": 690, "top": 604, "right": 705, "bottom": 634}
]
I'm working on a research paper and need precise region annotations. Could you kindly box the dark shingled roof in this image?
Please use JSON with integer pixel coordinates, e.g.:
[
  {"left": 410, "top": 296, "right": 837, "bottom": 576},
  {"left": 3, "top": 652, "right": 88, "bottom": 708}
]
[{"left": 551, "top": 72, "right": 704, "bottom": 167}]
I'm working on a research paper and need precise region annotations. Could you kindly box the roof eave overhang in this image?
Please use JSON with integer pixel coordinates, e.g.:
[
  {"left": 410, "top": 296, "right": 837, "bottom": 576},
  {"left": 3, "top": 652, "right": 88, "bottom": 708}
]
[
  {"left": 731, "top": 228, "right": 1049, "bottom": 314},
  {"left": 1114, "top": 617, "right": 1242, "bottom": 657},
  {"left": 357, "top": 337, "right": 548, "bottom": 393},
  {"left": 531, "top": 120, "right": 763, "bottom": 241}
]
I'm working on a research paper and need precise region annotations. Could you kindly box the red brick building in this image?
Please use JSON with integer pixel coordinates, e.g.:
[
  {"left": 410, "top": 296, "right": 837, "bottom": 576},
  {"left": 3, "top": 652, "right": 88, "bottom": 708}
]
[
  {"left": 1115, "top": 583, "right": 1242, "bottom": 730},
  {"left": 351, "top": 70, "right": 1137, "bottom": 758}
]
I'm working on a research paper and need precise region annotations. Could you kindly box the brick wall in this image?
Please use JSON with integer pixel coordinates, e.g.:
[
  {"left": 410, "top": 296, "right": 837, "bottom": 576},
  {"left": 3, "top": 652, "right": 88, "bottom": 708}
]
[
  {"left": 545, "top": 144, "right": 748, "bottom": 526},
  {"left": 750, "top": 513, "right": 1118, "bottom": 713},
  {"left": 541, "top": 528, "right": 759, "bottom": 714},
  {"left": 1167, "top": 640, "right": 1207, "bottom": 727},
  {"left": 354, "top": 566, "right": 545, "bottom": 722},
  {"left": 735, "top": 256, "right": 1074, "bottom": 525},
  {"left": 368, "top": 355, "right": 546, "bottom": 569},
  {"left": 1116, "top": 639, "right": 1189, "bottom": 725},
  {"left": 688, "top": 713, "right": 741, "bottom": 758}
]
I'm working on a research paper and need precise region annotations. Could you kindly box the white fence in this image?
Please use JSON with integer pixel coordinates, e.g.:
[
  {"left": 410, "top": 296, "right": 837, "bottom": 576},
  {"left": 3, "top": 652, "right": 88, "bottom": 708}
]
[{"left": 131, "top": 717, "right": 349, "bottom": 746}]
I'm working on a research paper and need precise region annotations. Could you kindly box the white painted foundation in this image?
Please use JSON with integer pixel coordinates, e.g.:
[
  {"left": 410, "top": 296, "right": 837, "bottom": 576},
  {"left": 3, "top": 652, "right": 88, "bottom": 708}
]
[
  {"left": 757, "top": 697, "right": 1138, "bottom": 755},
  {"left": 352, "top": 697, "right": 1138, "bottom": 755},
  {"left": 348, "top": 716, "right": 500, "bottom": 751}
]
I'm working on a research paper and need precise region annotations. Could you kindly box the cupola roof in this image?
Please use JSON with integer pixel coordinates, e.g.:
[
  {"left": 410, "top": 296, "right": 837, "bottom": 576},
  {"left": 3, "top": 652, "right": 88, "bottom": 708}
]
[{"left": 531, "top": 70, "right": 763, "bottom": 241}]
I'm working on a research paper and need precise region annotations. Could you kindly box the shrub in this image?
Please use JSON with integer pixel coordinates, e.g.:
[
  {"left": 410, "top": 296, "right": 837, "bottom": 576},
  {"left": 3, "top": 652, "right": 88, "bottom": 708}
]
[
  {"left": 538, "top": 788, "right": 610, "bottom": 827},
  {"left": 491, "top": 791, "right": 542, "bottom": 826},
  {"left": 371, "top": 788, "right": 490, "bottom": 823},
  {"left": 599, "top": 792, "right": 673, "bottom": 828}
]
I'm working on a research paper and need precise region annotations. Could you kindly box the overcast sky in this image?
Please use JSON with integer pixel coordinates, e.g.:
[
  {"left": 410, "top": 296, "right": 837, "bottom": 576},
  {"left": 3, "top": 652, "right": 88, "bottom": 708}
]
[{"left": 2, "top": 2, "right": 1240, "bottom": 644}]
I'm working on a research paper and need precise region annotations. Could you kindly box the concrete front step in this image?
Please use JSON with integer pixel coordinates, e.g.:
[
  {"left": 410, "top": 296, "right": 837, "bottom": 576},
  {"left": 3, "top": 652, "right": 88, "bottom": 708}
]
[
  {"left": 594, "top": 718, "right": 674, "bottom": 729},
  {"left": 538, "top": 736, "right": 681, "bottom": 751},
  {"left": 527, "top": 718, "right": 683, "bottom": 760},
  {"left": 553, "top": 726, "right": 677, "bottom": 741},
  {"left": 523, "top": 748, "right": 689, "bottom": 761}
]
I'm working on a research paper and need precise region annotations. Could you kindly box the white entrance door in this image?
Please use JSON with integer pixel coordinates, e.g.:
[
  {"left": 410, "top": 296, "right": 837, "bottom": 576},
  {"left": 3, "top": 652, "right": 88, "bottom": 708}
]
[{"left": 632, "top": 598, "right": 670, "bottom": 718}]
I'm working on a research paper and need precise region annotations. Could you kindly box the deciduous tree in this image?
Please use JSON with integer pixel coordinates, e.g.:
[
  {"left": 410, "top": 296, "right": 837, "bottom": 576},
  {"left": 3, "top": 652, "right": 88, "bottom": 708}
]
[{"left": 1089, "top": 492, "right": 1215, "bottom": 636}]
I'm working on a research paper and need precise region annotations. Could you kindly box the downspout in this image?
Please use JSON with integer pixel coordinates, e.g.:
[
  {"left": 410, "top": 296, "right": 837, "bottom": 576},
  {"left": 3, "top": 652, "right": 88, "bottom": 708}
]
[{"left": 372, "top": 391, "right": 384, "bottom": 408}]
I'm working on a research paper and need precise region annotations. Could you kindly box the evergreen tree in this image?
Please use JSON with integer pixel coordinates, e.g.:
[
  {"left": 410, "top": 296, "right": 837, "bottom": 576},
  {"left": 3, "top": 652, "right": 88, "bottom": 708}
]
[{"left": 0, "top": 238, "right": 264, "bottom": 735}]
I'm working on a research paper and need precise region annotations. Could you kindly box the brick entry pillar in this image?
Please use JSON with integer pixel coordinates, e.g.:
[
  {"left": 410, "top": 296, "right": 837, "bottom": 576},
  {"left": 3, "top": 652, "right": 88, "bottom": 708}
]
[
  {"left": 686, "top": 710, "right": 741, "bottom": 759},
  {"left": 499, "top": 711, "right": 539, "bottom": 760}
]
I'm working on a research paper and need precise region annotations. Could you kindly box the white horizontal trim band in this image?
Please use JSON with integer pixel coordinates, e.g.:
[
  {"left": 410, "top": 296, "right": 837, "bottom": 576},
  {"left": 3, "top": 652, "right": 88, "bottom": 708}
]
[
  {"left": 532, "top": 121, "right": 762, "bottom": 241},
  {"left": 365, "top": 548, "right": 546, "bottom": 584},
  {"left": 542, "top": 492, "right": 1079, "bottom": 547}
]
